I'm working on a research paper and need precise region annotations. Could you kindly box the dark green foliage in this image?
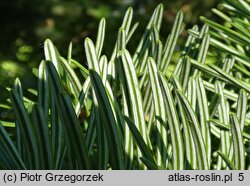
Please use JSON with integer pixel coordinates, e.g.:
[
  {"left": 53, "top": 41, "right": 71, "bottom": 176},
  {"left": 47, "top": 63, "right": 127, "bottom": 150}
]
[{"left": 0, "top": 1, "right": 250, "bottom": 170}]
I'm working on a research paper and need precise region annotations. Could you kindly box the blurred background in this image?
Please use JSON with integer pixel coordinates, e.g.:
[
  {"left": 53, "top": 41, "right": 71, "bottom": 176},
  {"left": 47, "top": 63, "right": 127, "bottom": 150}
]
[{"left": 0, "top": 0, "right": 218, "bottom": 120}]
